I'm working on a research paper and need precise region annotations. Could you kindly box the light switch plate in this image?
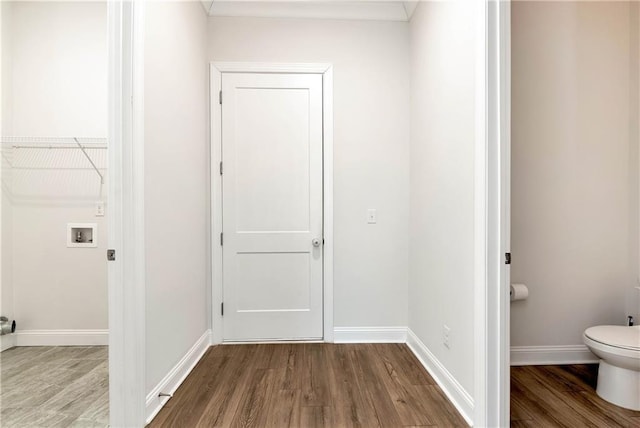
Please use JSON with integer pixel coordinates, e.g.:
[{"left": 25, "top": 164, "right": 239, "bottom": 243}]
[
  {"left": 367, "top": 209, "right": 377, "bottom": 224},
  {"left": 95, "top": 201, "right": 105, "bottom": 217}
]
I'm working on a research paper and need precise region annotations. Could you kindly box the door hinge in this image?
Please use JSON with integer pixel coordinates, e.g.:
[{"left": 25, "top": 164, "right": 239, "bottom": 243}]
[
  {"left": 221, "top": 302, "right": 224, "bottom": 316},
  {"left": 505, "top": 252, "right": 511, "bottom": 265},
  {"left": 220, "top": 233, "right": 223, "bottom": 246},
  {"left": 107, "top": 249, "right": 116, "bottom": 261},
  {"left": 219, "top": 90, "right": 222, "bottom": 105},
  {"left": 219, "top": 161, "right": 223, "bottom": 175}
]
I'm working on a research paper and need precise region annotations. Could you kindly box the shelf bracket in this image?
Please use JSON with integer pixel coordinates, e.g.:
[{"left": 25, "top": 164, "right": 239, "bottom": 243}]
[{"left": 74, "top": 137, "right": 104, "bottom": 184}]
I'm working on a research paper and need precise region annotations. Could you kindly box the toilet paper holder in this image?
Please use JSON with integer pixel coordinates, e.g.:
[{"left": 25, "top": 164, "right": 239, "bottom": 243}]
[{"left": 510, "top": 283, "right": 529, "bottom": 301}]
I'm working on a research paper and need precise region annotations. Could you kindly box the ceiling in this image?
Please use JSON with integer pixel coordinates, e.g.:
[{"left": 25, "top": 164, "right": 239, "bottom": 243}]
[{"left": 201, "top": 1, "right": 418, "bottom": 22}]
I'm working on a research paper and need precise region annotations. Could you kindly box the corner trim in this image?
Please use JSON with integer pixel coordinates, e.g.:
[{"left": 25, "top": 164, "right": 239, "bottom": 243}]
[
  {"left": 14, "top": 329, "right": 108, "bottom": 346},
  {"left": 510, "top": 345, "right": 598, "bottom": 366},
  {"left": 145, "top": 330, "right": 212, "bottom": 424},
  {"left": 333, "top": 327, "right": 407, "bottom": 343},
  {"left": 406, "top": 329, "right": 474, "bottom": 426}
]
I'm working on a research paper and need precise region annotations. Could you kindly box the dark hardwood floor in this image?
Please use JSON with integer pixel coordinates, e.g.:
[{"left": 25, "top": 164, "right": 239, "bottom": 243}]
[
  {"left": 151, "top": 345, "right": 640, "bottom": 428},
  {"left": 149, "top": 343, "right": 469, "bottom": 428},
  {"left": 511, "top": 364, "right": 640, "bottom": 427}
]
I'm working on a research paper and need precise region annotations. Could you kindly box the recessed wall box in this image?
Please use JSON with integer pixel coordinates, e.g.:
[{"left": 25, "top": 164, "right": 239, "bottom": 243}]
[{"left": 67, "top": 223, "right": 97, "bottom": 248}]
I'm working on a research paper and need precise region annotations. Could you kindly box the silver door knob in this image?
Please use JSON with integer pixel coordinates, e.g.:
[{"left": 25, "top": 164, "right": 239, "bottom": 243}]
[{"left": 312, "top": 238, "right": 321, "bottom": 247}]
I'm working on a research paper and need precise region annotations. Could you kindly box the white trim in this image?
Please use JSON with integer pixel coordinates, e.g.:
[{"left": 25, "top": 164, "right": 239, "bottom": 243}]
[
  {"left": 213, "top": 62, "right": 332, "bottom": 74},
  {"left": 477, "top": 0, "right": 511, "bottom": 426},
  {"left": 146, "top": 330, "right": 212, "bottom": 424},
  {"left": 511, "top": 345, "right": 598, "bottom": 366},
  {"left": 210, "top": 64, "right": 223, "bottom": 345},
  {"left": 333, "top": 327, "right": 407, "bottom": 344},
  {"left": 220, "top": 340, "right": 324, "bottom": 345},
  {"left": 107, "top": 1, "right": 146, "bottom": 427},
  {"left": 209, "top": 62, "right": 334, "bottom": 345},
  {"left": 13, "top": 330, "right": 108, "bottom": 347},
  {"left": 473, "top": 0, "right": 489, "bottom": 426},
  {"left": 497, "top": 2, "right": 512, "bottom": 425},
  {"left": 0, "top": 335, "right": 16, "bottom": 352},
  {"left": 207, "top": 2, "right": 409, "bottom": 22},
  {"left": 406, "top": 329, "right": 474, "bottom": 426},
  {"left": 322, "top": 66, "right": 334, "bottom": 343}
]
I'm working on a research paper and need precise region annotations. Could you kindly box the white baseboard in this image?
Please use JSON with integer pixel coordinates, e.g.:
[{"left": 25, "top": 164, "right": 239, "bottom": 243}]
[
  {"left": 511, "top": 345, "right": 598, "bottom": 366},
  {"left": 1, "top": 334, "right": 16, "bottom": 352},
  {"left": 333, "top": 326, "right": 407, "bottom": 343},
  {"left": 14, "top": 329, "right": 108, "bottom": 346},
  {"left": 146, "top": 330, "right": 212, "bottom": 424},
  {"left": 406, "top": 329, "right": 474, "bottom": 426}
]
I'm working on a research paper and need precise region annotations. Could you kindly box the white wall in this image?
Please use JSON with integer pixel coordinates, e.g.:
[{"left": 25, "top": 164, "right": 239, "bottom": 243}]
[
  {"left": 3, "top": 2, "right": 108, "bottom": 334},
  {"left": 9, "top": 2, "right": 107, "bottom": 137},
  {"left": 0, "top": 0, "right": 12, "bottom": 137},
  {"left": 207, "top": 16, "right": 411, "bottom": 329},
  {"left": 408, "top": 0, "right": 477, "bottom": 397},
  {"left": 144, "top": 1, "right": 210, "bottom": 393},
  {"left": 1, "top": 0, "right": 14, "bottom": 350},
  {"left": 630, "top": 1, "right": 640, "bottom": 320},
  {"left": 511, "top": 1, "right": 639, "bottom": 348}
]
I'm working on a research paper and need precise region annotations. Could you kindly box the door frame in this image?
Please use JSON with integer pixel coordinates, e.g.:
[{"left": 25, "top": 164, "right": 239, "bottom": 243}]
[
  {"left": 475, "top": 1, "right": 511, "bottom": 426},
  {"left": 209, "top": 62, "right": 334, "bottom": 344},
  {"left": 107, "top": 1, "right": 146, "bottom": 426},
  {"left": 496, "top": 1, "right": 512, "bottom": 424}
]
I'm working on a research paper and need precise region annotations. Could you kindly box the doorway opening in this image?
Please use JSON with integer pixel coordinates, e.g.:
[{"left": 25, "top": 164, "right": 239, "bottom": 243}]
[{"left": 0, "top": 2, "right": 109, "bottom": 426}]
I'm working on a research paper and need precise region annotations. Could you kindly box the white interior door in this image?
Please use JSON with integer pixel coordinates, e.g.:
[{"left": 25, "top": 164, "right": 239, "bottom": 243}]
[{"left": 221, "top": 72, "right": 323, "bottom": 341}]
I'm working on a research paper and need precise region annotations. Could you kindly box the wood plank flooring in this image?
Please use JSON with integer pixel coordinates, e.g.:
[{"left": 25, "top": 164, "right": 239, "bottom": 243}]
[
  {"left": 6, "top": 347, "right": 635, "bottom": 427},
  {"left": 149, "top": 343, "right": 469, "bottom": 428},
  {"left": 511, "top": 364, "right": 640, "bottom": 427},
  {"left": 0, "top": 346, "right": 109, "bottom": 428}
]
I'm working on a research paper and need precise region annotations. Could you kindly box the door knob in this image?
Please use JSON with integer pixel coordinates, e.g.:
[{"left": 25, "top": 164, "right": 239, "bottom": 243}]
[{"left": 312, "top": 238, "right": 321, "bottom": 247}]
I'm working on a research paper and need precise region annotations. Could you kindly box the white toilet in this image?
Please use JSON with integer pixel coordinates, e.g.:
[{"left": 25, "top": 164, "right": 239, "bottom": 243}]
[{"left": 583, "top": 325, "right": 640, "bottom": 411}]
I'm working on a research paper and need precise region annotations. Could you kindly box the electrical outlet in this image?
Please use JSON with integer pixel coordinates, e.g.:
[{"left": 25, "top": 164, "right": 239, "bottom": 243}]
[
  {"left": 443, "top": 325, "right": 451, "bottom": 349},
  {"left": 95, "top": 201, "right": 105, "bottom": 217}
]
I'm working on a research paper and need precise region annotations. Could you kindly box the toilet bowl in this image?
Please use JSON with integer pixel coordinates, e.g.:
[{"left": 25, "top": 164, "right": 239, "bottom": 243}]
[{"left": 583, "top": 325, "right": 640, "bottom": 411}]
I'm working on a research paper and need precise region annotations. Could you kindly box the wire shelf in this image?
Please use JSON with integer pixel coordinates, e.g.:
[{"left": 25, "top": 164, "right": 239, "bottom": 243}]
[{"left": 0, "top": 136, "right": 107, "bottom": 149}]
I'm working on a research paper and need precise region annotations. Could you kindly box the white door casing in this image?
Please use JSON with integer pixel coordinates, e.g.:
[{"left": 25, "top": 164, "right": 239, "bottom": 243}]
[
  {"left": 107, "top": 1, "right": 146, "bottom": 426},
  {"left": 221, "top": 72, "right": 324, "bottom": 341},
  {"left": 476, "top": 1, "right": 511, "bottom": 426}
]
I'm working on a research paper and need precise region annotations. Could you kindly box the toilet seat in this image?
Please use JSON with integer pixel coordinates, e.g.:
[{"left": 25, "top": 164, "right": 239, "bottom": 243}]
[{"left": 584, "top": 325, "right": 640, "bottom": 351}]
